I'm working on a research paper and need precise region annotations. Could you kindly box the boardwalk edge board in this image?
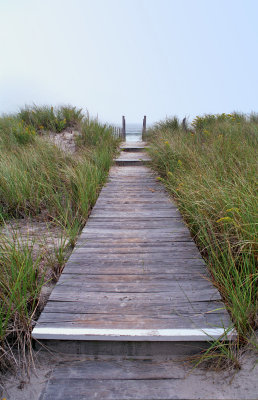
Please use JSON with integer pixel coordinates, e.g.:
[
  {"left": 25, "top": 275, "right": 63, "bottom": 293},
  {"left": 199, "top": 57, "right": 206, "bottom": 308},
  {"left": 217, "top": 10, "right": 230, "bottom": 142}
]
[{"left": 32, "top": 327, "right": 236, "bottom": 341}]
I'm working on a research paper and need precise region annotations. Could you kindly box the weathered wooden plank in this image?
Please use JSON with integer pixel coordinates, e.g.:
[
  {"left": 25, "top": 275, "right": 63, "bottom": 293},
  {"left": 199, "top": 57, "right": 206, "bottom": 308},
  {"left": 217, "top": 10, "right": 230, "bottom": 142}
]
[
  {"left": 68, "top": 252, "right": 203, "bottom": 262},
  {"left": 109, "top": 166, "right": 151, "bottom": 172},
  {"left": 58, "top": 273, "right": 208, "bottom": 284},
  {"left": 90, "top": 211, "right": 181, "bottom": 218},
  {"left": 99, "top": 190, "right": 166, "bottom": 195},
  {"left": 96, "top": 195, "right": 170, "bottom": 200},
  {"left": 101, "top": 184, "right": 164, "bottom": 188},
  {"left": 97, "top": 191, "right": 167, "bottom": 195},
  {"left": 37, "top": 313, "right": 228, "bottom": 329},
  {"left": 83, "top": 227, "right": 186, "bottom": 233},
  {"left": 93, "top": 205, "right": 175, "bottom": 211},
  {"left": 42, "top": 299, "right": 226, "bottom": 315},
  {"left": 106, "top": 179, "right": 158, "bottom": 183},
  {"left": 100, "top": 185, "right": 165, "bottom": 190},
  {"left": 69, "top": 250, "right": 202, "bottom": 259},
  {"left": 38, "top": 308, "right": 227, "bottom": 322},
  {"left": 50, "top": 359, "right": 184, "bottom": 380},
  {"left": 79, "top": 222, "right": 188, "bottom": 232},
  {"left": 86, "top": 218, "right": 185, "bottom": 226},
  {"left": 95, "top": 202, "right": 171, "bottom": 207},
  {"left": 80, "top": 227, "right": 188, "bottom": 233},
  {"left": 52, "top": 280, "right": 213, "bottom": 294},
  {"left": 104, "top": 179, "right": 162, "bottom": 183},
  {"left": 115, "top": 156, "right": 151, "bottom": 162},
  {"left": 63, "top": 258, "right": 206, "bottom": 268},
  {"left": 49, "top": 289, "right": 221, "bottom": 303},
  {"left": 74, "top": 242, "right": 197, "bottom": 250},
  {"left": 62, "top": 263, "right": 206, "bottom": 275},
  {"left": 115, "top": 151, "right": 150, "bottom": 157},
  {"left": 78, "top": 234, "right": 192, "bottom": 242},
  {"left": 101, "top": 188, "right": 165, "bottom": 193},
  {"left": 74, "top": 241, "right": 197, "bottom": 249}
]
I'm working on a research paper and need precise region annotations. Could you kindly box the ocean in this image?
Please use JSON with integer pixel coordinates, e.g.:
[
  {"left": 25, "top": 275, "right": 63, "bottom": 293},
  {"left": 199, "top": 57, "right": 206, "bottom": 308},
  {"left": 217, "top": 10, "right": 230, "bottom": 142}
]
[{"left": 124, "top": 123, "right": 142, "bottom": 142}]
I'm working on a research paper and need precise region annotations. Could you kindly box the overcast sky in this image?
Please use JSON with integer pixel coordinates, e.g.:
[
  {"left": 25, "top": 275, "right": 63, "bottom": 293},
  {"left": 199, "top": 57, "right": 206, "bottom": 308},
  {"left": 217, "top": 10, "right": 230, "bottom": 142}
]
[{"left": 1, "top": 0, "right": 258, "bottom": 124}]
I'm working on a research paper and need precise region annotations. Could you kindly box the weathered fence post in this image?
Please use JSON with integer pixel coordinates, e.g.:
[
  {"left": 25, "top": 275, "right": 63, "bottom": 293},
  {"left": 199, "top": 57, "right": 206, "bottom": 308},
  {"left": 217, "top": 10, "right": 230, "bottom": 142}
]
[
  {"left": 182, "top": 117, "right": 187, "bottom": 131},
  {"left": 122, "top": 116, "right": 126, "bottom": 140},
  {"left": 142, "top": 115, "right": 147, "bottom": 135}
]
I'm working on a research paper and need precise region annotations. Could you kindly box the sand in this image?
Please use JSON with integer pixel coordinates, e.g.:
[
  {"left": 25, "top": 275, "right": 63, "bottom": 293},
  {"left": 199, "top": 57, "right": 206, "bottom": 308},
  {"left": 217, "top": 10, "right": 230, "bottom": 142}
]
[{"left": 1, "top": 350, "right": 257, "bottom": 400}]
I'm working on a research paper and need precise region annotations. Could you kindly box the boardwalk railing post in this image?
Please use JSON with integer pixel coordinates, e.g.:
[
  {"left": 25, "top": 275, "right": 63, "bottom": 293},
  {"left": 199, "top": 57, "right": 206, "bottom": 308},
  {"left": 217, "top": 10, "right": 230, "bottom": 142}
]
[
  {"left": 122, "top": 116, "right": 126, "bottom": 140},
  {"left": 142, "top": 115, "right": 147, "bottom": 136}
]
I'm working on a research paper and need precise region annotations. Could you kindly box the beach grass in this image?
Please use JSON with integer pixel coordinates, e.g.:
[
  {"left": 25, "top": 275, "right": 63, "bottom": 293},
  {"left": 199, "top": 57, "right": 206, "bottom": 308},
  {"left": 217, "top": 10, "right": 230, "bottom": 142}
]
[
  {"left": 145, "top": 113, "right": 257, "bottom": 357},
  {"left": 0, "top": 105, "right": 119, "bottom": 369}
]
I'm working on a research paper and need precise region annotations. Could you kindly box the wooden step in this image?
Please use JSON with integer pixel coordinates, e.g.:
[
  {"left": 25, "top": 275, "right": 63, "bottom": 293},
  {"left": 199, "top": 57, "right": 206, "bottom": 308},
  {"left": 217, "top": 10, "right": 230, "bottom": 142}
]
[
  {"left": 115, "top": 151, "right": 151, "bottom": 166},
  {"left": 121, "top": 148, "right": 147, "bottom": 152},
  {"left": 39, "top": 357, "right": 258, "bottom": 400},
  {"left": 120, "top": 141, "right": 148, "bottom": 153},
  {"left": 115, "top": 159, "right": 150, "bottom": 166}
]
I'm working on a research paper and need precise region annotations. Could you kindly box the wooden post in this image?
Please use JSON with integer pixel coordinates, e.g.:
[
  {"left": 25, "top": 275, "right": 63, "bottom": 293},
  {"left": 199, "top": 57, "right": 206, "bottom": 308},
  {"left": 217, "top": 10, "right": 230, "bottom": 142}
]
[
  {"left": 122, "top": 116, "right": 126, "bottom": 140},
  {"left": 182, "top": 117, "right": 187, "bottom": 131},
  {"left": 142, "top": 115, "right": 147, "bottom": 135}
]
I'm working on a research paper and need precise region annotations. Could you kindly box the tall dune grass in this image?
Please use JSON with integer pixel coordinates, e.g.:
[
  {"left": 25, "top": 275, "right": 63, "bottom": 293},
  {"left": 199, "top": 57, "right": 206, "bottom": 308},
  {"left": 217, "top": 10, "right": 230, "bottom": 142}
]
[
  {"left": 0, "top": 105, "right": 119, "bottom": 369},
  {"left": 145, "top": 113, "right": 257, "bottom": 343}
]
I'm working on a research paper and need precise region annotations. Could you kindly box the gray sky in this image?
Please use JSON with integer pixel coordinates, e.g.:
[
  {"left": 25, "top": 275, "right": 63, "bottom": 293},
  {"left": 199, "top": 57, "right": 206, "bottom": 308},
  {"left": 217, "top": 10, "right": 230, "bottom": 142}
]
[{"left": 1, "top": 0, "right": 258, "bottom": 124}]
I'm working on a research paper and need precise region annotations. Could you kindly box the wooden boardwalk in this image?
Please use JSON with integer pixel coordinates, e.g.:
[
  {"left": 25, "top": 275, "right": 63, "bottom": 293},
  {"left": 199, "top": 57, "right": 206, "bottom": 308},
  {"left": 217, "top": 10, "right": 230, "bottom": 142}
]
[
  {"left": 39, "top": 357, "right": 257, "bottom": 400},
  {"left": 33, "top": 142, "right": 232, "bottom": 346}
]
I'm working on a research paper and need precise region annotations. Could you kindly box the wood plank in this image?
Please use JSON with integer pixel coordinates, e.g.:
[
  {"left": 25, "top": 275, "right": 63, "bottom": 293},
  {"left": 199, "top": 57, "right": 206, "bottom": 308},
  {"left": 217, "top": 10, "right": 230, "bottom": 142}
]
[
  {"left": 52, "top": 280, "right": 213, "bottom": 294},
  {"left": 57, "top": 273, "right": 208, "bottom": 283},
  {"left": 93, "top": 205, "right": 175, "bottom": 211},
  {"left": 63, "top": 258, "right": 206, "bottom": 268},
  {"left": 86, "top": 218, "right": 185, "bottom": 226},
  {"left": 37, "top": 313, "right": 228, "bottom": 329},
  {"left": 68, "top": 253, "right": 203, "bottom": 262},
  {"left": 48, "top": 290, "right": 221, "bottom": 303},
  {"left": 62, "top": 263, "right": 207, "bottom": 275},
  {"left": 90, "top": 211, "right": 181, "bottom": 218},
  {"left": 78, "top": 234, "right": 192, "bottom": 242},
  {"left": 74, "top": 242, "right": 197, "bottom": 250},
  {"left": 74, "top": 241, "right": 197, "bottom": 249},
  {"left": 42, "top": 299, "right": 226, "bottom": 315},
  {"left": 50, "top": 359, "right": 184, "bottom": 380}
]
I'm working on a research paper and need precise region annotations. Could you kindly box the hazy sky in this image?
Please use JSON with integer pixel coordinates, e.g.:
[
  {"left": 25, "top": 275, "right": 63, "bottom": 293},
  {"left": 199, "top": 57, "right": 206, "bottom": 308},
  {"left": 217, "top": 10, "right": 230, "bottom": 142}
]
[{"left": 1, "top": 0, "right": 258, "bottom": 124}]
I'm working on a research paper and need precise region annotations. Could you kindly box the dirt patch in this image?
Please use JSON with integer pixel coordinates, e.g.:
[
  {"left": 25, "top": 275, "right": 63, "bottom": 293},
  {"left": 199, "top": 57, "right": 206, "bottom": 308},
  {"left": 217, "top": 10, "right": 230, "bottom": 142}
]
[
  {"left": 1, "top": 218, "right": 70, "bottom": 256},
  {"left": 47, "top": 129, "right": 80, "bottom": 154},
  {"left": 1, "top": 218, "right": 70, "bottom": 276},
  {"left": 0, "top": 217, "right": 73, "bottom": 317}
]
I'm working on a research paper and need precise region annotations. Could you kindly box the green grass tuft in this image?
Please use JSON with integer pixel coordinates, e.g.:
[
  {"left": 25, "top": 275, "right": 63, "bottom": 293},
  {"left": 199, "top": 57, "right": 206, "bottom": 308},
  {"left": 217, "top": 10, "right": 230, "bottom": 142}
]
[{"left": 18, "top": 104, "right": 83, "bottom": 133}]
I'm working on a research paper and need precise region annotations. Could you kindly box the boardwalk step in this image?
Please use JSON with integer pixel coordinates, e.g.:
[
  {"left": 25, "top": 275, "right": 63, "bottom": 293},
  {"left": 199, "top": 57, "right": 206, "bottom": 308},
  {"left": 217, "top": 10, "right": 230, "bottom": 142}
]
[
  {"left": 115, "top": 159, "right": 150, "bottom": 166},
  {"left": 115, "top": 152, "right": 151, "bottom": 166},
  {"left": 120, "top": 141, "right": 147, "bottom": 152},
  {"left": 39, "top": 355, "right": 256, "bottom": 400},
  {"left": 116, "top": 145, "right": 150, "bottom": 165},
  {"left": 121, "top": 147, "right": 147, "bottom": 152}
]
